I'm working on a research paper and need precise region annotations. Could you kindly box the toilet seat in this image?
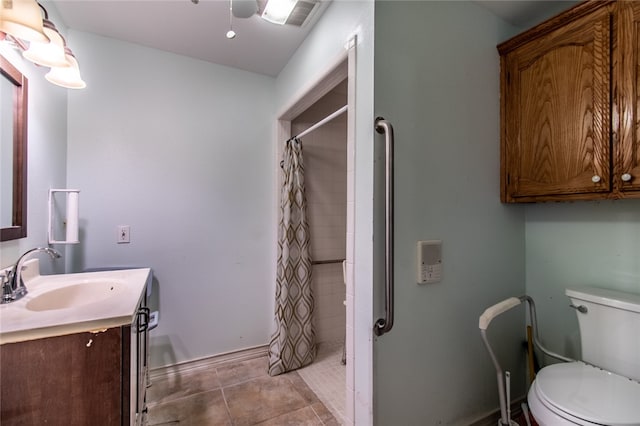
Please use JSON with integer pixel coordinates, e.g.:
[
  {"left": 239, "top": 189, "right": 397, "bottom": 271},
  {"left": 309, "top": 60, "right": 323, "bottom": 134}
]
[{"left": 529, "top": 361, "right": 640, "bottom": 426}]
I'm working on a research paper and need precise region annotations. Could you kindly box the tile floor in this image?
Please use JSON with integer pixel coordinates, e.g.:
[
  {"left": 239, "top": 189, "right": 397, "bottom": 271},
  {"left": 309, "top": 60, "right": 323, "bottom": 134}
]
[
  {"left": 147, "top": 354, "right": 341, "bottom": 426},
  {"left": 146, "top": 342, "right": 535, "bottom": 426},
  {"left": 297, "top": 341, "right": 346, "bottom": 423}
]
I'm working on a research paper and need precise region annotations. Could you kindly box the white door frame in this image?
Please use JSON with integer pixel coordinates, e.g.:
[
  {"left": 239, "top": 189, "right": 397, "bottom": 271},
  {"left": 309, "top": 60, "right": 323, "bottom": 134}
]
[{"left": 275, "top": 39, "right": 357, "bottom": 425}]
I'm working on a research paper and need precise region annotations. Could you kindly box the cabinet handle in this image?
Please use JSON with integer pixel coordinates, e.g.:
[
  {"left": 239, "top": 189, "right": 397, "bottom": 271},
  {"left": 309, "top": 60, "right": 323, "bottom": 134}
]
[
  {"left": 138, "top": 307, "right": 150, "bottom": 332},
  {"left": 621, "top": 173, "right": 632, "bottom": 182},
  {"left": 591, "top": 175, "right": 601, "bottom": 183}
]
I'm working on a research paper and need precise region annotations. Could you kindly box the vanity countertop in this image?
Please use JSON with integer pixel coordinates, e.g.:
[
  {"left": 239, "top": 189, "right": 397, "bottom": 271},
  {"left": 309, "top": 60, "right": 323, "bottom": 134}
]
[{"left": 0, "top": 264, "right": 150, "bottom": 345}]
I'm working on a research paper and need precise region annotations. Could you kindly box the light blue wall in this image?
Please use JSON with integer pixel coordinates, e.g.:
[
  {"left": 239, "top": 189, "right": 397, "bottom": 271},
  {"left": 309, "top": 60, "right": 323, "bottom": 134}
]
[
  {"left": 373, "top": 2, "right": 526, "bottom": 423},
  {"left": 276, "top": 1, "right": 372, "bottom": 109},
  {"left": 65, "top": 31, "right": 277, "bottom": 368},
  {"left": 525, "top": 201, "right": 640, "bottom": 361},
  {"left": 0, "top": 39, "right": 67, "bottom": 274}
]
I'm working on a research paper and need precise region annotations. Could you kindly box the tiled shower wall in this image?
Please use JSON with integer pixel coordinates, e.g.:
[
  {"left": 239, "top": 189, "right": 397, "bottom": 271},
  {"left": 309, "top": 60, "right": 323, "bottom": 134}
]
[{"left": 292, "top": 85, "right": 347, "bottom": 343}]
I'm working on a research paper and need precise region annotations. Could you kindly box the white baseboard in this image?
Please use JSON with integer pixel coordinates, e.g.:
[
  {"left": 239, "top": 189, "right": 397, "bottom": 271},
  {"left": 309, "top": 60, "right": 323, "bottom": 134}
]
[{"left": 149, "top": 344, "right": 269, "bottom": 381}]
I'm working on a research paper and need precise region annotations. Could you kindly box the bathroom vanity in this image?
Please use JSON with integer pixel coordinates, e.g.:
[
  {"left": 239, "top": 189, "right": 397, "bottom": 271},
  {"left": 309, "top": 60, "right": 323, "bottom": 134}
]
[{"left": 0, "top": 266, "right": 151, "bottom": 425}]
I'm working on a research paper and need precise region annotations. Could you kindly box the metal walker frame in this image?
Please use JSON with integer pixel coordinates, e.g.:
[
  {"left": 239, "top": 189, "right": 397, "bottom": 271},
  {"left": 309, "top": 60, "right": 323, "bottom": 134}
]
[{"left": 479, "top": 295, "right": 574, "bottom": 426}]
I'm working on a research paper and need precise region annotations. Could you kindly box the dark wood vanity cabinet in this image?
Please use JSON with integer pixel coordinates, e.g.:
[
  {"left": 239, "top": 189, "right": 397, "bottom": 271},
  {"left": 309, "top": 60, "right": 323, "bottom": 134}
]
[
  {"left": 0, "top": 298, "right": 149, "bottom": 425},
  {"left": 499, "top": 0, "right": 640, "bottom": 202}
]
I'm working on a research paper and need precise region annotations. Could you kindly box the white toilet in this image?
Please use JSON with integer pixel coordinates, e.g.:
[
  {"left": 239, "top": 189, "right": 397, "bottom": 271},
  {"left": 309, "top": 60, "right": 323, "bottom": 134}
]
[{"left": 527, "top": 287, "right": 640, "bottom": 425}]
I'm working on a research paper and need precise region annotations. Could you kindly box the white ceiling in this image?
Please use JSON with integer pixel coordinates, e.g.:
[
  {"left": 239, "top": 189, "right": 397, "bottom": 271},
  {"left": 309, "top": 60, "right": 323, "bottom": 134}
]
[
  {"left": 51, "top": 0, "right": 330, "bottom": 77},
  {"left": 50, "top": 0, "right": 578, "bottom": 78}
]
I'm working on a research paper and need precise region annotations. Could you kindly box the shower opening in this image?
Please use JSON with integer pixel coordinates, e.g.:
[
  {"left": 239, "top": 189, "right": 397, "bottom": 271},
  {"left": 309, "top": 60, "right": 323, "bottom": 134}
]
[
  {"left": 294, "top": 79, "right": 347, "bottom": 345},
  {"left": 292, "top": 78, "right": 347, "bottom": 424},
  {"left": 274, "top": 51, "right": 354, "bottom": 424}
]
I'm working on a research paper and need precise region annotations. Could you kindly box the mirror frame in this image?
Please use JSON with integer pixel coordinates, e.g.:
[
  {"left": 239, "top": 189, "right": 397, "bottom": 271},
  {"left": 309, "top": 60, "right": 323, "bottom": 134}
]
[{"left": 0, "top": 53, "right": 28, "bottom": 241}]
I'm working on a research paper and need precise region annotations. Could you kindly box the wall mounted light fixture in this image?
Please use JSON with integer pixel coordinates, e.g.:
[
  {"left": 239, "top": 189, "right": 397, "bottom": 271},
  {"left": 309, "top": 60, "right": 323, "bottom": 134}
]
[
  {"left": 0, "top": 0, "right": 86, "bottom": 89},
  {"left": 0, "top": 0, "right": 48, "bottom": 43},
  {"left": 22, "top": 12, "right": 68, "bottom": 67},
  {"left": 45, "top": 47, "right": 85, "bottom": 89}
]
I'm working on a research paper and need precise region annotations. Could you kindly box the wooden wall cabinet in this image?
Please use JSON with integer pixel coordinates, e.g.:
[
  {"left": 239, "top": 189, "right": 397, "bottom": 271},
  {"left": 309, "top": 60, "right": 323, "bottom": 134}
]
[
  {"left": 613, "top": 1, "right": 640, "bottom": 195},
  {"left": 499, "top": 0, "right": 640, "bottom": 202},
  {"left": 0, "top": 298, "right": 149, "bottom": 425}
]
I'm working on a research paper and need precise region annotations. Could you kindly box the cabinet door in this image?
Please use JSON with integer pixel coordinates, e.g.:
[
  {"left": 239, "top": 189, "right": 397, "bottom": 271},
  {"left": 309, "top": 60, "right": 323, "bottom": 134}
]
[
  {"left": 501, "top": 7, "right": 611, "bottom": 202},
  {"left": 0, "top": 329, "right": 123, "bottom": 425},
  {"left": 615, "top": 2, "right": 640, "bottom": 194}
]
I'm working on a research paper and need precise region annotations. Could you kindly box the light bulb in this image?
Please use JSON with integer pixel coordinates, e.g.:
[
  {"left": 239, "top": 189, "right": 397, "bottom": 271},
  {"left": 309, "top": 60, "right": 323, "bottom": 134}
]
[{"left": 226, "top": 0, "right": 236, "bottom": 39}]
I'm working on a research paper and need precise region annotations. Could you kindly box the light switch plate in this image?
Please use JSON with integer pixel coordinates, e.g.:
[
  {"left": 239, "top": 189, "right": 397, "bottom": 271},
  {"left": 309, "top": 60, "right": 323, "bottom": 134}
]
[{"left": 117, "top": 225, "right": 130, "bottom": 244}]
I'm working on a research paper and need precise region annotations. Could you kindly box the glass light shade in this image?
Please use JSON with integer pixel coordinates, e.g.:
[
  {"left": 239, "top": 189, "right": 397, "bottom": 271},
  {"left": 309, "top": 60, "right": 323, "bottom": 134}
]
[
  {"left": 261, "top": 0, "right": 296, "bottom": 25},
  {"left": 45, "top": 53, "right": 86, "bottom": 89},
  {"left": 22, "top": 20, "right": 70, "bottom": 68},
  {"left": 0, "top": 0, "right": 49, "bottom": 43}
]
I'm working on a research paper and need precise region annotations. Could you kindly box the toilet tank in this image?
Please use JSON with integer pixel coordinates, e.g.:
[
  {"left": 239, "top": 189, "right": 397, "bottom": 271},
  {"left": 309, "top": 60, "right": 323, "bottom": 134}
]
[{"left": 566, "top": 287, "right": 640, "bottom": 381}]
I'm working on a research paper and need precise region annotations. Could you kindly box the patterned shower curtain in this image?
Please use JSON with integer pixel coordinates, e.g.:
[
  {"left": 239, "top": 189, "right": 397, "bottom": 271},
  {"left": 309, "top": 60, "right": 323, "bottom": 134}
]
[{"left": 268, "top": 137, "right": 316, "bottom": 376}]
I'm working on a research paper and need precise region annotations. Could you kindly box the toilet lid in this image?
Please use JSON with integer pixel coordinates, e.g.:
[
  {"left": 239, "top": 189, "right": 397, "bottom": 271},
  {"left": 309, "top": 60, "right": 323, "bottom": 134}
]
[{"left": 535, "top": 362, "right": 640, "bottom": 426}]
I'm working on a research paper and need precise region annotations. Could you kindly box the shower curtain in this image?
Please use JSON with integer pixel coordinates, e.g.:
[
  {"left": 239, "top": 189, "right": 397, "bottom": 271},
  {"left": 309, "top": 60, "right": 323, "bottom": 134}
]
[{"left": 268, "top": 137, "right": 316, "bottom": 376}]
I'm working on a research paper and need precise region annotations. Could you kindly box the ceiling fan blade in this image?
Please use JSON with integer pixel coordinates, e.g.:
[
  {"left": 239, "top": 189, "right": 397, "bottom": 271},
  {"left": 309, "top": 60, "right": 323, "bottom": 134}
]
[{"left": 232, "top": 0, "right": 258, "bottom": 18}]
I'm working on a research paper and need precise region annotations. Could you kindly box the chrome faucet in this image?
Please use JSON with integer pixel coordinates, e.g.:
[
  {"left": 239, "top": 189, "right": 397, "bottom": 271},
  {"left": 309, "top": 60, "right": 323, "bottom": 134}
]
[{"left": 2, "top": 247, "right": 61, "bottom": 304}]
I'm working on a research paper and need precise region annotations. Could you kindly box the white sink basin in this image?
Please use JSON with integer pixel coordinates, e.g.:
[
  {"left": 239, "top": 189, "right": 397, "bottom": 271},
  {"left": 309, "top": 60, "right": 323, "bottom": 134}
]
[
  {"left": 0, "top": 261, "right": 151, "bottom": 344},
  {"left": 25, "top": 280, "right": 125, "bottom": 312}
]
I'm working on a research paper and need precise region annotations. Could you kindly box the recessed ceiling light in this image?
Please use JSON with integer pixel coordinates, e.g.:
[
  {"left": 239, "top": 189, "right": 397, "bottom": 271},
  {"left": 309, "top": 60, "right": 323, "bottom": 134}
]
[{"left": 261, "top": 0, "right": 297, "bottom": 25}]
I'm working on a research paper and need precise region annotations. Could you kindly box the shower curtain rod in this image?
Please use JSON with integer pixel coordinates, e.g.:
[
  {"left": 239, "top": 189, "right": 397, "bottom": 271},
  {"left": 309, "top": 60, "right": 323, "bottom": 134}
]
[
  {"left": 293, "top": 105, "right": 348, "bottom": 140},
  {"left": 280, "top": 105, "right": 348, "bottom": 169}
]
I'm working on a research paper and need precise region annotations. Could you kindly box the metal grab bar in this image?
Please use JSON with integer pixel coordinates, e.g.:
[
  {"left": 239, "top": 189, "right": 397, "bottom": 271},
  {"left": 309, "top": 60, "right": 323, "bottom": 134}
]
[
  {"left": 311, "top": 258, "right": 345, "bottom": 265},
  {"left": 374, "top": 117, "right": 394, "bottom": 337}
]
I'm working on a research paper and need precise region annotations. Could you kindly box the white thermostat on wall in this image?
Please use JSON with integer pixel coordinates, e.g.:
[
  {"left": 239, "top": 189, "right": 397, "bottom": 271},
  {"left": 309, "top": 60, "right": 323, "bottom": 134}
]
[{"left": 417, "top": 240, "right": 442, "bottom": 284}]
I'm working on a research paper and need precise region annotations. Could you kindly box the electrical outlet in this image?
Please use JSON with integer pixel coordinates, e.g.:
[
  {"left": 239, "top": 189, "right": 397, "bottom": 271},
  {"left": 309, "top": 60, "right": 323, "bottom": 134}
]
[{"left": 117, "top": 225, "right": 130, "bottom": 244}]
